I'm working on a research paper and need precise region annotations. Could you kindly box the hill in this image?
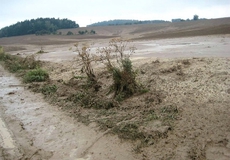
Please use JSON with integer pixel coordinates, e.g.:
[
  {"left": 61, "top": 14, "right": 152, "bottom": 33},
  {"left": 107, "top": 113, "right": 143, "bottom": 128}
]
[
  {"left": 0, "top": 18, "right": 79, "bottom": 38},
  {"left": 58, "top": 17, "right": 230, "bottom": 40},
  {"left": 87, "top": 19, "right": 170, "bottom": 27}
]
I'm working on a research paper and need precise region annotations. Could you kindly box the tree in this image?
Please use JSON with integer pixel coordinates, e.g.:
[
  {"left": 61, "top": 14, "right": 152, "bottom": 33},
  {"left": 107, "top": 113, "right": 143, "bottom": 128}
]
[{"left": 193, "top": 15, "right": 199, "bottom": 20}]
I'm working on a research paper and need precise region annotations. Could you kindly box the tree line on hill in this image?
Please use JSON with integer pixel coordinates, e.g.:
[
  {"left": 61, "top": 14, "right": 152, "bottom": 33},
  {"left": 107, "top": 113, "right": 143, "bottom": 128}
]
[
  {"left": 0, "top": 18, "right": 79, "bottom": 38},
  {"left": 172, "top": 15, "right": 207, "bottom": 22},
  {"left": 87, "top": 19, "right": 170, "bottom": 27},
  {"left": 88, "top": 15, "right": 204, "bottom": 27}
]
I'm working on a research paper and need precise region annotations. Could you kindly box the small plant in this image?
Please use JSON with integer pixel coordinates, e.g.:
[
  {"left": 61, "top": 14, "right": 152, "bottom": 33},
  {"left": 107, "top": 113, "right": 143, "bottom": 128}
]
[
  {"left": 37, "top": 46, "right": 45, "bottom": 54},
  {"left": 0, "top": 46, "right": 4, "bottom": 54},
  {"left": 74, "top": 43, "right": 97, "bottom": 84},
  {"left": 41, "top": 85, "right": 57, "bottom": 95},
  {"left": 24, "top": 68, "right": 49, "bottom": 83}
]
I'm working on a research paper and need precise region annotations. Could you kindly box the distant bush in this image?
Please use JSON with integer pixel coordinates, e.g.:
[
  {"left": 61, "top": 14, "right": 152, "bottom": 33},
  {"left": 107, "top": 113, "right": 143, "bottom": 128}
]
[
  {"left": 78, "top": 30, "right": 96, "bottom": 35},
  {"left": 24, "top": 68, "right": 49, "bottom": 83},
  {"left": 90, "top": 30, "right": 96, "bottom": 34},
  {"left": 67, "top": 31, "right": 74, "bottom": 35},
  {"left": 78, "top": 31, "right": 85, "bottom": 35}
]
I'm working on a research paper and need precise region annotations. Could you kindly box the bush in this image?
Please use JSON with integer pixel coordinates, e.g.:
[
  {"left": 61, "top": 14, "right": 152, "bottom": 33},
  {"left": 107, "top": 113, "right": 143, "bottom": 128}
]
[
  {"left": 111, "top": 58, "right": 137, "bottom": 97},
  {"left": 90, "top": 30, "right": 96, "bottom": 34},
  {"left": 78, "top": 30, "right": 96, "bottom": 35},
  {"left": 67, "top": 31, "right": 73, "bottom": 35},
  {"left": 78, "top": 31, "right": 85, "bottom": 35},
  {"left": 41, "top": 85, "right": 57, "bottom": 95},
  {"left": 97, "top": 38, "right": 138, "bottom": 98},
  {"left": 24, "top": 68, "right": 49, "bottom": 83}
]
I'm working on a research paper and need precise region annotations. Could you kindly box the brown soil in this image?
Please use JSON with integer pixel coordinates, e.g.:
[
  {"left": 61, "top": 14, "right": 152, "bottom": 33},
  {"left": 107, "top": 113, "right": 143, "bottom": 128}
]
[{"left": 0, "top": 17, "right": 230, "bottom": 160}]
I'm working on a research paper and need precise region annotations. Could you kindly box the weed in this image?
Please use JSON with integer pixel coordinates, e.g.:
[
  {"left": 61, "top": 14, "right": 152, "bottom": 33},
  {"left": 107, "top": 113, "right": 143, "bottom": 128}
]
[
  {"left": 181, "top": 59, "right": 191, "bottom": 65},
  {"left": 97, "top": 118, "right": 115, "bottom": 130},
  {"left": 161, "top": 105, "right": 178, "bottom": 114},
  {"left": 146, "top": 113, "right": 159, "bottom": 121},
  {"left": 115, "top": 93, "right": 125, "bottom": 102},
  {"left": 74, "top": 43, "right": 97, "bottom": 84},
  {"left": 160, "top": 105, "right": 179, "bottom": 125},
  {"left": 76, "top": 114, "right": 90, "bottom": 125},
  {"left": 41, "top": 85, "right": 57, "bottom": 95},
  {"left": 0, "top": 46, "right": 4, "bottom": 54},
  {"left": 113, "top": 123, "right": 144, "bottom": 140},
  {"left": 37, "top": 48, "right": 45, "bottom": 54},
  {"left": 24, "top": 68, "right": 49, "bottom": 83}
]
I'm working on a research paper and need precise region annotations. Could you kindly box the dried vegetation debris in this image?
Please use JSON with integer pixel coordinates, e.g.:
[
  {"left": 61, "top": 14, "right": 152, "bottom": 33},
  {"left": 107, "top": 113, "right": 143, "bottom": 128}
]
[{"left": 24, "top": 58, "right": 183, "bottom": 147}]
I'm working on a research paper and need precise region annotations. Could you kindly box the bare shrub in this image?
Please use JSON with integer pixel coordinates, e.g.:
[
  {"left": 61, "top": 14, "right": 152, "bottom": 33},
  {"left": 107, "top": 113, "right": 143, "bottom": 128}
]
[{"left": 74, "top": 43, "right": 97, "bottom": 84}]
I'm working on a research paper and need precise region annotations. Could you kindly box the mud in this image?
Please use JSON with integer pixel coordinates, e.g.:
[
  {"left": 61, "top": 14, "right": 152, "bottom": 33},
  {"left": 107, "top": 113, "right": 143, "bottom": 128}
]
[{"left": 0, "top": 65, "right": 141, "bottom": 160}]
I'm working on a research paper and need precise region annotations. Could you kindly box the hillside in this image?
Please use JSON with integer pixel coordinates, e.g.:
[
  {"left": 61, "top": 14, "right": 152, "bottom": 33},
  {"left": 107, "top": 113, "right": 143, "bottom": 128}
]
[
  {"left": 58, "top": 17, "right": 230, "bottom": 39},
  {"left": 87, "top": 19, "right": 169, "bottom": 27}
]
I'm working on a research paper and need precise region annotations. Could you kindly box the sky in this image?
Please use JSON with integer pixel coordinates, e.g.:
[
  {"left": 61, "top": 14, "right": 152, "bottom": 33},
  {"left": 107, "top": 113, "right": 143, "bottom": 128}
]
[{"left": 1, "top": 0, "right": 230, "bottom": 29}]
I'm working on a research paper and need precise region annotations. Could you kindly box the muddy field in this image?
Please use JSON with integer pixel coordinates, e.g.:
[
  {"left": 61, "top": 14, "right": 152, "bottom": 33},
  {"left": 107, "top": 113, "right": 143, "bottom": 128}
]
[{"left": 0, "top": 18, "right": 230, "bottom": 160}]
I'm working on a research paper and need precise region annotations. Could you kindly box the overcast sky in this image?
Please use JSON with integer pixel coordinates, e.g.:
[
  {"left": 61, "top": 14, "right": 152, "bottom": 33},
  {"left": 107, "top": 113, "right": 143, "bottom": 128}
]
[{"left": 1, "top": 0, "right": 230, "bottom": 29}]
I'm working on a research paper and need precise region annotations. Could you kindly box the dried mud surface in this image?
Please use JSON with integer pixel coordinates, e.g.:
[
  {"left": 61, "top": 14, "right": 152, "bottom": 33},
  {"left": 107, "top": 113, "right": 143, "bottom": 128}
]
[{"left": 1, "top": 18, "right": 230, "bottom": 160}]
